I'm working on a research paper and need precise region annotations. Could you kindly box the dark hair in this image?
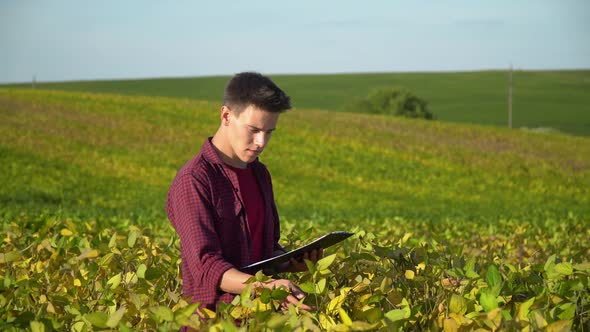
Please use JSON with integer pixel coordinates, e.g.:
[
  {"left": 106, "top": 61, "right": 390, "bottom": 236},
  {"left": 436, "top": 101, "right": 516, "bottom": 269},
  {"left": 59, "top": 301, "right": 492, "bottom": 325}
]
[{"left": 223, "top": 72, "right": 291, "bottom": 113}]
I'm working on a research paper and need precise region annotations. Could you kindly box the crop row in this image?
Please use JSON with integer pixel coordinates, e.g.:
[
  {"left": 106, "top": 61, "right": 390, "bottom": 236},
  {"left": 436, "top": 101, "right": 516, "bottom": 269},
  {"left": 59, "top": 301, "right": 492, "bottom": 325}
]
[{"left": 1, "top": 213, "right": 588, "bottom": 331}]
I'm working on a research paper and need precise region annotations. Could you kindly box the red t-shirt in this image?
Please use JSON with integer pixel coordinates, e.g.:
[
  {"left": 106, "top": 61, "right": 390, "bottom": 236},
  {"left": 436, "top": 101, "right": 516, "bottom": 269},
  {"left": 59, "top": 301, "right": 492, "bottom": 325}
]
[{"left": 226, "top": 164, "right": 265, "bottom": 263}]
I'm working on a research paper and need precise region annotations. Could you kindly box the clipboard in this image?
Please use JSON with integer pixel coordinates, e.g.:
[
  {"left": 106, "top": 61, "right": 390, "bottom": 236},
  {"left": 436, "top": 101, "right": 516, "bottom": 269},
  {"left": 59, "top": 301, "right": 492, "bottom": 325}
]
[{"left": 242, "top": 231, "right": 354, "bottom": 272}]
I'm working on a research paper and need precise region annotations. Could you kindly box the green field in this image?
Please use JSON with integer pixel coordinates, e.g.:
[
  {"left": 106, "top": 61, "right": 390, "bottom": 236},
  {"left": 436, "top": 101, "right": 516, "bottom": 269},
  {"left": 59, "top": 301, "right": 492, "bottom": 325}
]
[
  {"left": 5, "top": 70, "right": 590, "bottom": 136},
  {"left": 1, "top": 89, "right": 589, "bottom": 330}
]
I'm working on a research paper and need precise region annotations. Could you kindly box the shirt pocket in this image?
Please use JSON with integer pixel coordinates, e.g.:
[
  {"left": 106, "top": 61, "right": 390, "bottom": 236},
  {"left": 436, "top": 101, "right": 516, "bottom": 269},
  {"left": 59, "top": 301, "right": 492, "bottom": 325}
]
[{"left": 215, "top": 196, "right": 244, "bottom": 225}]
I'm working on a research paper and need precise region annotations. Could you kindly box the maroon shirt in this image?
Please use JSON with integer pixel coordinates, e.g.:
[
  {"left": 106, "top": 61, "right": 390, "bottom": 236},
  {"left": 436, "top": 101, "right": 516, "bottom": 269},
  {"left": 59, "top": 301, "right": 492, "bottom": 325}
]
[
  {"left": 166, "top": 138, "right": 284, "bottom": 310},
  {"left": 225, "top": 164, "right": 265, "bottom": 263}
]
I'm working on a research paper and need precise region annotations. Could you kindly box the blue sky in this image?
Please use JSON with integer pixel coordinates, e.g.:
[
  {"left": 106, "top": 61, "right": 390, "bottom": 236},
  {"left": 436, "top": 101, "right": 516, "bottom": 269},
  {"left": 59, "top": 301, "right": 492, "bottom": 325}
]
[{"left": 1, "top": 0, "right": 589, "bottom": 83}]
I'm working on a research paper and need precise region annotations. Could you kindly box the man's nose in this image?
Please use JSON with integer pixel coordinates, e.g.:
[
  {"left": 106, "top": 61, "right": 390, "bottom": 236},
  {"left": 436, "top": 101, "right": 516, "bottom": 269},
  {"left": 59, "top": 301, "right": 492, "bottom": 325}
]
[{"left": 254, "top": 132, "right": 269, "bottom": 148}]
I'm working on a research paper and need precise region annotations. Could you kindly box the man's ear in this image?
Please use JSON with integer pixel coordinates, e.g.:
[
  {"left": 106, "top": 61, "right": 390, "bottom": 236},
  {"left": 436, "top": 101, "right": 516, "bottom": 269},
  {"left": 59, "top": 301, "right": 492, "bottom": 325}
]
[{"left": 221, "top": 105, "right": 231, "bottom": 126}]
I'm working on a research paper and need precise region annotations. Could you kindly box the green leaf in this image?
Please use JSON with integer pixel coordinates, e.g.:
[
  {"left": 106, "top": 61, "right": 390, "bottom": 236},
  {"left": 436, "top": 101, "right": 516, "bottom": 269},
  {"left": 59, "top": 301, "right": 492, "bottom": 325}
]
[
  {"left": 254, "top": 270, "right": 270, "bottom": 282},
  {"left": 30, "top": 321, "right": 45, "bottom": 332},
  {"left": 351, "top": 321, "right": 378, "bottom": 331},
  {"left": 573, "top": 262, "right": 590, "bottom": 272},
  {"left": 271, "top": 287, "right": 289, "bottom": 301},
  {"left": 150, "top": 306, "right": 174, "bottom": 322},
  {"left": 385, "top": 307, "right": 410, "bottom": 322},
  {"left": 554, "top": 262, "right": 573, "bottom": 276},
  {"left": 260, "top": 288, "right": 272, "bottom": 304},
  {"left": 486, "top": 264, "right": 501, "bottom": 288},
  {"left": 317, "top": 254, "right": 337, "bottom": 271},
  {"left": 464, "top": 257, "right": 479, "bottom": 279},
  {"left": 136, "top": 264, "right": 147, "bottom": 279},
  {"left": 380, "top": 277, "right": 392, "bottom": 292},
  {"left": 85, "top": 312, "right": 109, "bottom": 328},
  {"left": 266, "top": 314, "right": 290, "bottom": 329},
  {"left": 364, "top": 307, "right": 383, "bottom": 323},
  {"left": 557, "top": 303, "right": 576, "bottom": 320},
  {"left": 299, "top": 281, "right": 316, "bottom": 294},
  {"left": 544, "top": 254, "right": 556, "bottom": 272},
  {"left": 144, "top": 267, "right": 162, "bottom": 280},
  {"left": 449, "top": 294, "right": 467, "bottom": 314},
  {"left": 480, "top": 290, "right": 498, "bottom": 312},
  {"left": 71, "top": 321, "right": 86, "bottom": 332},
  {"left": 108, "top": 232, "right": 117, "bottom": 248},
  {"left": 304, "top": 259, "right": 316, "bottom": 274},
  {"left": 174, "top": 303, "right": 200, "bottom": 324},
  {"left": 315, "top": 278, "right": 327, "bottom": 294},
  {"left": 106, "top": 306, "right": 126, "bottom": 327},
  {"left": 127, "top": 231, "right": 138, "bottom": 248},
  {"left": 517, "top": 296, "right": 535, "bottom": 322}
]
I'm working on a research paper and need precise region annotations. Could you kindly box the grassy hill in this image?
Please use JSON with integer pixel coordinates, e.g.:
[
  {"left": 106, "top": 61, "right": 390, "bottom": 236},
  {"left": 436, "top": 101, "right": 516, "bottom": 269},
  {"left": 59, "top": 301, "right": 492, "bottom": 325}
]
[
  {"left": 1, "top": 89, "right": 589, "bottom": 330},
  {"left": 1, "top": 88, "right": 588, "bottom": 223},
  {"left": 5, "top": 70, "right": 590, "bottom": 136}
]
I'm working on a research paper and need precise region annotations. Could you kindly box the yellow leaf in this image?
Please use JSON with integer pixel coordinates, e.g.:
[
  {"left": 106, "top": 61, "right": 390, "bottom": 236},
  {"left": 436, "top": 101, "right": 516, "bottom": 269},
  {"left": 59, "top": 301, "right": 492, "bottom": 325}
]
[
  {"left": 17, "top": 274, "right": 30, "bottom": 282},
  {"left": 319, "top": 313, "right": 336, "bottom": 330},
  {"left": 339, "top": 308, "right": 352, "bottom": 326},
  {"left": 405, "top": 270, "right": 415, "bottom": 280},
  {"left": 532, "top": 311, "right": 547, "bottom": 329},
  {"left": 443, "top": 317, "right": 458, "bottom": 332},
  {"left": 327, "top": 287, "right": 351, "bottom": 313},
  {"left": 0, "top": 251, "right": 20, "bottom": 264},
  {"left": 47, "top": 302, "right": 56, "bottom": 314},
  {"left": 125, "top": 271, "right": 138, "bottom": 284},
  {"left": 449, "top": 313, "right": 470, "bottom": 326},
  {"left": 546, "top": 320, "right": 572, "bottom": 332},
  {"left": 39, "top": 295, "right": 47, "bottom": 304},
  {"left": 198, "top": 307, "right": 216, "bottom": 319},
  {"left": 35, "top": 261, "right": 45, "bottom": 273},
  {"left": 86, "top": 249, "right": 99, "bottom": 258},
  {"left": 485, "top": 308, "right": 502, "bottom": 330},
  {"left": 60, "top": 229, "right": 73, "bottom": 236},
  {"left": 71, "top": 321, "right": 86, "bottom": 332},
  {"left": 107, "top": 274, "right": 122, "bottom": 289},
  {"left": 74, "top": 279, "right": 82, "bottom": 287},
  {"left": 77, "top": 249, "right": 100, "bottom": 260},
  {"left": 401, "top": 232, "right": 413, "bottom": 243}
]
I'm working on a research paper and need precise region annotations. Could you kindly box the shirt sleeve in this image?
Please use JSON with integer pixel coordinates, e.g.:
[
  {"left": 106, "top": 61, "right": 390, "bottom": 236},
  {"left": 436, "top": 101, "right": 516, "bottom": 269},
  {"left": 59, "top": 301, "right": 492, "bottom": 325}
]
[{"left": 169, "top": 173, "right": 235, "bottom": 291}]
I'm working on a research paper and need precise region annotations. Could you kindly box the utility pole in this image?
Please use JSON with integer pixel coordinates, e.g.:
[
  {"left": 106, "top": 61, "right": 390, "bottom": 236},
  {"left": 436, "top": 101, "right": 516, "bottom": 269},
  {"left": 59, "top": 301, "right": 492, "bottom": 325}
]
[
  {"left": 508, "top": 65, "right": 513, "bottom": 128},
  {"left": 32, "top": 75, "right": 36, "bottom": 89}
]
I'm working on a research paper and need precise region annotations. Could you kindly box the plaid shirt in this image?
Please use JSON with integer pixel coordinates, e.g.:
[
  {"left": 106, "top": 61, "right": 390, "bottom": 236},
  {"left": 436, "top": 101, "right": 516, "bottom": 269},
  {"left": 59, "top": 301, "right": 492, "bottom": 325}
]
[{"left": 166, "top": 138, "right": 284, "bottom": 310}]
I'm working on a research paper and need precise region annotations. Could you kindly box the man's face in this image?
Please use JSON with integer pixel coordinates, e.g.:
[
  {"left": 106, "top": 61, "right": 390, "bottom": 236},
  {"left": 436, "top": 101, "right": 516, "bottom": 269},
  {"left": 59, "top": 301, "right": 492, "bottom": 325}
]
[{"left": 224, "top": 104, "right": 279, "bottom": 166}]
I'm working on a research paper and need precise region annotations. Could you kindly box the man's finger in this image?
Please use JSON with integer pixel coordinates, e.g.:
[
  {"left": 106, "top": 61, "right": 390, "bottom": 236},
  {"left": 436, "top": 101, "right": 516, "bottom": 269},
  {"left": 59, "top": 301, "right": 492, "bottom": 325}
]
[
  {"left": 285, "top": 294, "right": 312, "bottom": 310},
  {"left": 289, "top": 284, "right": 306, "bottom": 299}
]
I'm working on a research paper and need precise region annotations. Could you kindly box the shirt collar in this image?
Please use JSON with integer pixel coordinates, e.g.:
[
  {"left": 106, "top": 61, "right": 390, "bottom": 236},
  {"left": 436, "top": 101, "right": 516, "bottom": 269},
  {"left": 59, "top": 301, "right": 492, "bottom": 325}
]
[{"left": 201, "top": 137, "right": 260, "bottom": 167}]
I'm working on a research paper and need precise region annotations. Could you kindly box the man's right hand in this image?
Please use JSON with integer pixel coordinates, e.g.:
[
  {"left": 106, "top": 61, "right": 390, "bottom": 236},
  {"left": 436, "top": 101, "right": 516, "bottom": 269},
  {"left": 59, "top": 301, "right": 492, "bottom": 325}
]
[
  {"left": 220, "top": 268, "right": 313, "bottom": 310},
  {"left": 262, "top": 279, "right": 312, "bottom": 310}
]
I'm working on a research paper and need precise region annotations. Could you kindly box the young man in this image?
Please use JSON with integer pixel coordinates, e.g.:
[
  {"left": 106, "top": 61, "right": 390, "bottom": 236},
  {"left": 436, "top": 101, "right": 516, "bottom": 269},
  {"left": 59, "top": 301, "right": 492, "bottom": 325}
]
[{"left": 166, "top": 72, "right": 322, "bottom": 312}]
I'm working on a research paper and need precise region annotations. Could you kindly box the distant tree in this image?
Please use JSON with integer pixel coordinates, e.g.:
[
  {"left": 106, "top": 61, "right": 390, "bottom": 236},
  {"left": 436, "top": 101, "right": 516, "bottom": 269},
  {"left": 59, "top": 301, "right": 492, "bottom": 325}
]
[{"left": 352, "top": 87, "right": 434, "bottom": 119}]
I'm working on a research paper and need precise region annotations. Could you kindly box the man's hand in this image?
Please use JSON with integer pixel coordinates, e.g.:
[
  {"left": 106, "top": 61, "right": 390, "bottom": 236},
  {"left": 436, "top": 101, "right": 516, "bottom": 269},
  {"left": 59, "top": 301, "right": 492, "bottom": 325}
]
[
  {"left": 261, "top": 279, "right": 313, "bottom": 310},
  {"left": 219, "top": 268, "right": 315, "bottom": 311},
  {"left": 276, "top": 248, "right": 324, "bottom": 273}
]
